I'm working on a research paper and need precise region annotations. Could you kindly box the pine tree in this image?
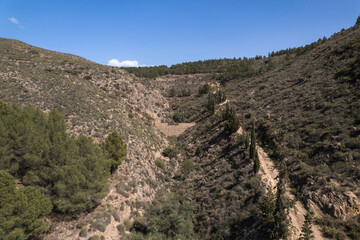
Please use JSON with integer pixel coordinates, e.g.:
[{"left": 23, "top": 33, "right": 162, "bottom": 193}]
[
  {"left": 253, "top": 150, "right": 260, "bottom": 174},
  {"left": 102, "top": 132, "right": 127, "bottom": 173},
  {"left": 223, "top": 103, "right": 231, "bottom": 120},
  {"left": 245, "top": 132, "right": 249, "bottom": 150},
  {"left": 273, "top": 163, "right": 291, "bottom": 239},
  {"left": 249, "top": 121, "right": 260, "bottom": 173},
  {"left": 224, "top": 104, "right": 240, "bottom": 133},
  {"left": 260, "top": 186, "right": 276, "bottom": 239},
  {"left": 207, "top": 94, "right": 216, "bottom": 114},
  {"left": 250, "top": 121, "right": 256, "bottom": 160},
  {"left": 300, "top": 212, "right": 314, "bottom": 240}
]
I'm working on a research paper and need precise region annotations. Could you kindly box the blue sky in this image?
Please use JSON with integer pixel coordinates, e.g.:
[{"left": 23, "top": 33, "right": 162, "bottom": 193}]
[{"left": 1, "top": 0, "right": 359, "bottom": 67}]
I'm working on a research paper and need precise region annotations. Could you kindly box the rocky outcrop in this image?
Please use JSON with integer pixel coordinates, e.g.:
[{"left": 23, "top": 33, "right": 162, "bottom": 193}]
[{"left": 307, "top": 189, "right": 360, "bottom": 219}]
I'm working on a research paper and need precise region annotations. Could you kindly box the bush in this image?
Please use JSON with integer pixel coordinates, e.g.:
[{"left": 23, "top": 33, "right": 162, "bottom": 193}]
[
  {"left": 116, "top": 183, "right": 131, "bottom": 198},
  {"left": 155, "top": 159, "right": 165, "bottom": 170},
  {"left": 102, "top": 132, "right": 127, "bottom": 173},
  {"left": 182, "top": 159, "right": 194, "bottom": 174},
  {"left": 124, "top": 219, "right": 132, "bottom": 230},
  {"left": 125, "top": 194, "right": 198, "bottom": 240},
  {"left": 79, "top": 227, "right": 87, "bottom": 237},
  {"left": 88, "top": 236, "right": 100, "bottom": 240},
  {"left": 162, "top": 148, "right": 178, "bottom": 159},
  {"left": 198, "top": 84, "right": 211, "bottom": 95},
  {"left": 179, "top": 89, "right": 191, "bottom": 97},
  {"left": 90, "top": 221, "right": 106, "bottom": 233},
  {"left": 169, "top": 88, "right": 176, "bottom": 97},
  {"left": 117, "top": 224, "right": 125, "bottom": 234}
]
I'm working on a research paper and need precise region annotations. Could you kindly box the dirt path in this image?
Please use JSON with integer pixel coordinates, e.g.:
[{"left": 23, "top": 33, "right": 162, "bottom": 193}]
[{"left": 256, "top": 146, "right": 328, "bottom": 240}]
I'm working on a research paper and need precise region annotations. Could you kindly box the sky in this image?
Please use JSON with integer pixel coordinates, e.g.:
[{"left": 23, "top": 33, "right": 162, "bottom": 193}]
[{"left": 1, "top": 0, "right": 359, "bottom": 67}]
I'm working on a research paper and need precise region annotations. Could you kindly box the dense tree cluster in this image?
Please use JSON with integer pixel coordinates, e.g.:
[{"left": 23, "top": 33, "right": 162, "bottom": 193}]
[
  {"left": 123, "top": 36, "right": 329, "bottom": 81},
  {"left": 268, "top": 37, "right": 327, "bottom": 57},
  {"left": 0, "top": 102, "right": 126, "bottom": 230},
  {"left": 125, "top": 57, "right": 257, "bottom": 81},
  {"left": 0, "top": 170, "right": 52, "bottom": 239}
]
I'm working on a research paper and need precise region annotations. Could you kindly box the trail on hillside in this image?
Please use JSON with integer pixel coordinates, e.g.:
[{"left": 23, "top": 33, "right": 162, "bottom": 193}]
[{"left": 256, "top": 146, "right": 328, "bottom": 240}]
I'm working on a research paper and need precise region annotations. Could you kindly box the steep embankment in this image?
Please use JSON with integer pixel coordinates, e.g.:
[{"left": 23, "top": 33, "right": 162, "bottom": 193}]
[{"left": 0, "top": 38, "right": 172, "bottom": 239}]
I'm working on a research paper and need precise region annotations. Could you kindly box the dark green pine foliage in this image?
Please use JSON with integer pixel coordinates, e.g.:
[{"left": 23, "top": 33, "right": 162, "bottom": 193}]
[
  {"left": 245, "top": 132, "right": 250, "bottom": 150},
  {"left": 250, "top": 121, "right": 256, "bottom": 159},
  {"left": 223, "top": 103, "right": 240, "bottom": 133},
  {"left": 273, "top": 164, "right": 291, "bottom": 239},
  {"left": 207, "top": 94, "right": 216, "bottom": 114},
  {"left": 223, "top": 103, "right": 232, "bottom": 120},
  {"left": 253, "top": 151, "right": 260, "bottom": 174},
  {"left": 250, "top": 121, "right": 260, "bottom": 173},
  {"left": 0, "top": 102, "right": 111, "bottom": 216},
  {"left": 300, "top": 212, "right": 314, "bottom": 240},
  {"left": 102, "top": 132, "right": 127, "bottom": 173},
  {"left": 214, "top": 89, "right": 226, "bottom": 104},
  {"left": 260, "top": 186, "right": 276, "bottom": 239},
  {"left": 169, "top": 88, "right": 176, "bottom": 97},
  {"left": 198, "top": 84, "right": 211, "bottom": 95},
  {"left": 126, "top": 194, "right": 198, "bottom": 240},
  {"left": 0, "top": 170, "right": 52, "bottom": 239}
]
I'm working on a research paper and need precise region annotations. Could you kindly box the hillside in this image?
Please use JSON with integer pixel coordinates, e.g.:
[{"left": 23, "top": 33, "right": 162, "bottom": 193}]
[
  {"left": 0, "top": 38, "right": 173, "bottom": 239},
  {"left": 0, "top": 19, "right": 359, "bottom": 240},
  {"left": 138, "top": 20, "right": 360, "bottom": 239}
]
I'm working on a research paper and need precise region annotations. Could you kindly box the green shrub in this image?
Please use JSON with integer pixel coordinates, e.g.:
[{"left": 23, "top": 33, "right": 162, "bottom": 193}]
[
  {"left": 162, "top": 148, "right": 178, "bottom": 159},
  {"left": 155, "top": 159, "right": 165, "bottom": 170},
  {"left": 169, "top": 88, "right": 176, "bottom": 97},
  {"left": 117, "top": 224, "right": 125, "bottom": 234},
  {"left": 102, "top": 132, "right": 127, "bottom": 173},
  {"left": 79, "top": 227, "right": 87, "bottom": 238},
  {"left": 198, "top": 84, "right": 211, "bottom": 95},
  {"left": 90, "top": 221, "right": 106, "bottom": 233},
  {"left": 124, "top": 219, "right": 132, "bottom": 230},
  {"left": 88, "top": 236, "right": 100, "bottom": 240},
  {"left": 125, "top": 194, "right": 198, "bottom": 240},
  {"left": 116, "top": 182, "right": 131, "bottom": 198},
  {"left": 182, "top": 159, "right": 194, "bottom": 174}
]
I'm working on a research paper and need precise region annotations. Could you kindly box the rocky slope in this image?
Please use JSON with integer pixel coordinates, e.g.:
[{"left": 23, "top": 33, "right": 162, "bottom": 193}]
[
  {"left": 143, "top": 21, "right": 360, "bottom": 239},
  {"left": 0, "top": 19, "right": 359, "bottom": 240},
  {"left": 0, "top": 38, "right": 173, "bottom": 239}
]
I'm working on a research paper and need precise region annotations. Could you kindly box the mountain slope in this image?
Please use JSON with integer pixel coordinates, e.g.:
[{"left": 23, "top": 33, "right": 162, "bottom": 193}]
[
  {"left": 0, "top": 38, "right": 173, "bottom": 239},
  {"left": 135, "top": 20, "right": 360, "bottom": 239},
  {"left": 0, "top": 19, "right": 359, "bottom": 240}
]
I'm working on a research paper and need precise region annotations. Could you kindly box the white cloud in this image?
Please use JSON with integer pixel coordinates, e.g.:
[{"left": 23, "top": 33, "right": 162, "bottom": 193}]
[
  {"left": 108, "top": 59, "right": 146, "bottom": 67},
  {"left": 8, "top": 17, "right": 19, "bottom": 24}
]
